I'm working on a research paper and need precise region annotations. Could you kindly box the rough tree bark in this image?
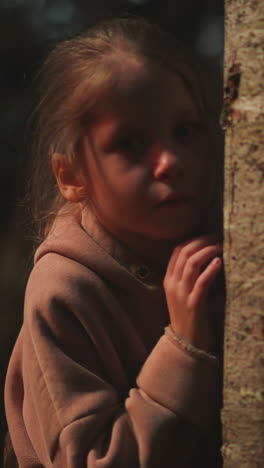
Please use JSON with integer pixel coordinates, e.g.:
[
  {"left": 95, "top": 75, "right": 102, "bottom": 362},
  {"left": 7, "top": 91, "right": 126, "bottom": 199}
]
[{"left": 222, "top": 1, "right": 264, "bottom": 467}]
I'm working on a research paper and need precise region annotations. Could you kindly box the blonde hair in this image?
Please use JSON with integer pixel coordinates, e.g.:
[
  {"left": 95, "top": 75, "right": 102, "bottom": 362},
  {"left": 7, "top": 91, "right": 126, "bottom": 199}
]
[{"left": 29, "top": 17, "right": 208, "bottom": 242}]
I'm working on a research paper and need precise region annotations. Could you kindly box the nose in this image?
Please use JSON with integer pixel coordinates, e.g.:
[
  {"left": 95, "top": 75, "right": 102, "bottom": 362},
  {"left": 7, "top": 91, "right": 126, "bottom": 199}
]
[{"left": 153, "top": 145, "right": 184, "bottom": 181}]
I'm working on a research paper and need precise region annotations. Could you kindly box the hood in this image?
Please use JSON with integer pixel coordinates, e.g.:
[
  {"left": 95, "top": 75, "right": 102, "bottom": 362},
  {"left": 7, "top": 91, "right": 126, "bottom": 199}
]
[{"left": 34, "top": 205, "right": 162, "bottom": 290}]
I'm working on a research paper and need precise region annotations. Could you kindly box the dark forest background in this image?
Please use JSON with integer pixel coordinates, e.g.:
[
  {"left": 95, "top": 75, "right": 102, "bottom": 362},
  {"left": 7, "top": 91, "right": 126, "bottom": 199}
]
[{"left": 0, "top": 0, "right": 224, "bottom": 461}]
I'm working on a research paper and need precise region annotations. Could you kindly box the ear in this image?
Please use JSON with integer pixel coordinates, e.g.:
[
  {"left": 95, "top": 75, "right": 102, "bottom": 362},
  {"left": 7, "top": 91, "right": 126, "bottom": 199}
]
[{"left": 51, "top": 153, "right": 86, "bottom": 203}]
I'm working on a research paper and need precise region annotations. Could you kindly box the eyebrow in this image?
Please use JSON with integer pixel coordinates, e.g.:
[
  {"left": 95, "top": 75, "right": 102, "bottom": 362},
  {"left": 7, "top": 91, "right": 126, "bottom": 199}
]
[
  {"left": 174, "top": 108, "right": 201, "bottom": 120},
  {"left": 104, "top": 120, "right": 144, "bottom": 141},
  {"left": 112, "top": 109, "right": 199, "bottom": 132}
]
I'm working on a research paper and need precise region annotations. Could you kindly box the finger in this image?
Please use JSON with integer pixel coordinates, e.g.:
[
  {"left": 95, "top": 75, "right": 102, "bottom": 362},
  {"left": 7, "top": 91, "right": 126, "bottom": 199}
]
[
  {"left": 190, "top": 257, "right": 222, "bottom": 306},
  {"left": 166, "top": 235, "right": 219, "bottom": 278},
  {"left": 172, "top": 236, "right": 222, "bottom": 281},
  {"left": 166, "top": 239, "right": 190, "bottom": 277},
  {"left": 181, "top": 244, "right": 223, "bottom": 293}
]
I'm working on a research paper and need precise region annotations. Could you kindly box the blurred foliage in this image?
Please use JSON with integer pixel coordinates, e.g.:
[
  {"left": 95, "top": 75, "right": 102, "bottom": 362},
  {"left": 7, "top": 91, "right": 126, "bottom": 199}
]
[{"left": 0, "top": 0, "right": 224, "bottom": 459}]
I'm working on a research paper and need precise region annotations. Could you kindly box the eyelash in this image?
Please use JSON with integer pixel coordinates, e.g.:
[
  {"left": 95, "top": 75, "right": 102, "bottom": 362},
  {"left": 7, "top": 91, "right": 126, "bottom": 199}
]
[
  {"left": 114, "top": 135, "right": 148, "bottom": 156},
  {"left": 173, "top": 122, "right": 203, "bottom": 140}
]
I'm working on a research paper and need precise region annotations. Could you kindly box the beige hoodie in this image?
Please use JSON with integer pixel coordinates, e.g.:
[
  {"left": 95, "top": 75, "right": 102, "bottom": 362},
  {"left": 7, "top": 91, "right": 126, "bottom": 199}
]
[{"left": 5, "top": 206, "right": 223, "bottom": 467}]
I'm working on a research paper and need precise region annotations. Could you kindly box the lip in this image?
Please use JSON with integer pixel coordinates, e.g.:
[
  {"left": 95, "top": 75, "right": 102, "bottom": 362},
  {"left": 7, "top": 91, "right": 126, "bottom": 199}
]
[{"left": 156, "top": 193, "right": 194, "bottom": 206}]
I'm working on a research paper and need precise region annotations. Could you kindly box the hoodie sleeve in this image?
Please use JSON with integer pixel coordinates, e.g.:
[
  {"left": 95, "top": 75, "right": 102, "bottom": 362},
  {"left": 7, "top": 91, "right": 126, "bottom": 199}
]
[{"left": 5, "top": 258, "right": 220, "bottom": 468}]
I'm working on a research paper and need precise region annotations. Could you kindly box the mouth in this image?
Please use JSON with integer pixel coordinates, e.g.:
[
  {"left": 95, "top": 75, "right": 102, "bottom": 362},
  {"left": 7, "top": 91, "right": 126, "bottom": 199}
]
[{"left": 156, "top": 194, "right": 194, "bottom": 207}]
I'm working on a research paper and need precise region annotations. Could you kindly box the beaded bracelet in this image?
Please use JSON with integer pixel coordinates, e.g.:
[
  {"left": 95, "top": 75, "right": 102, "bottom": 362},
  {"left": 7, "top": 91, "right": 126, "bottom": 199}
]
[{"left": 165, "top": 325, "right": 218, "bottom": 363}]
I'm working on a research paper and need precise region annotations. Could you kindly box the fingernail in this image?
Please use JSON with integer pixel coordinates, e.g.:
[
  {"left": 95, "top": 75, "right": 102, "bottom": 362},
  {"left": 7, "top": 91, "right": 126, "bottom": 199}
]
[{"left": 213, "top": 257, "right": 221, "bottom": 266}]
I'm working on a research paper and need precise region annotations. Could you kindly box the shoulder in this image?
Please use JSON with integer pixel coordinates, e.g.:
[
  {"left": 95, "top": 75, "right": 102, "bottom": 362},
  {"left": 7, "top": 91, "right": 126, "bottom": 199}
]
[
  {"left": 29, "top": 251, "right": 100, "bottom": 294},
  {"left": 24, "top": 252, "right": 108, "bottom": 327}
]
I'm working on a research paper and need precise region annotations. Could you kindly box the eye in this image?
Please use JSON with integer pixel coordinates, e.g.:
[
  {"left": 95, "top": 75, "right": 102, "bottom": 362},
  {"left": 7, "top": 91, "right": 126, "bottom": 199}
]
[
  {"left": 173, "top": 121, "right": 204, "bottom": 142},
  {"left": 114, "top": 134, "right": 148, "bottom": 156}
]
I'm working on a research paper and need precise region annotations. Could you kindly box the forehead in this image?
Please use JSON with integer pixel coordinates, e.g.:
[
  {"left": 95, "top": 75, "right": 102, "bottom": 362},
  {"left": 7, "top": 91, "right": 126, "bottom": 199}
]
[{"left": 95, "top": 60, "right": 200, "bottom": 128}]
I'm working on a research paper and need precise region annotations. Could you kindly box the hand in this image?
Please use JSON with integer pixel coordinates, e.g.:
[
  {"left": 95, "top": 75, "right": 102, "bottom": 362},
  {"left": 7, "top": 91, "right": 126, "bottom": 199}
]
[{"left": 163, "top": 236, "right": 222, "bottom": 353}]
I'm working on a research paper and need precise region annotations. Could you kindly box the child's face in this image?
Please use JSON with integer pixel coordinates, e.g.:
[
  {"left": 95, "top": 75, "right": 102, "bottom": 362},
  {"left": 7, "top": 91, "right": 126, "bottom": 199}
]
[{"left": 81, "top": 63, "right": 212, "bottom": 245}]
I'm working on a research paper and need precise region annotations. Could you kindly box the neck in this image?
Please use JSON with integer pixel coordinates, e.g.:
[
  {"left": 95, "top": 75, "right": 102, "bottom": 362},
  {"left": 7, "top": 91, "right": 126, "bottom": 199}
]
[
  {"left": 104, "top": 223, "right": 212, "bottom": 274},
  {"left": 101, "top": 224, "right": 188, "bottom": 274},
  {"left": 119, "top": 234, "right": 176, "bottom": 273},
  {"left": 83, "top": 204, "right": 209, "bottom": 275}
]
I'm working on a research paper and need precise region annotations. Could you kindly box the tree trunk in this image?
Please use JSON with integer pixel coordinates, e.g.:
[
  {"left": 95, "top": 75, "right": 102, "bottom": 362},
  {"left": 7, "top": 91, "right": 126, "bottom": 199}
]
[{"left": 222, "top": 1, "right": 264, "bottom": 467}]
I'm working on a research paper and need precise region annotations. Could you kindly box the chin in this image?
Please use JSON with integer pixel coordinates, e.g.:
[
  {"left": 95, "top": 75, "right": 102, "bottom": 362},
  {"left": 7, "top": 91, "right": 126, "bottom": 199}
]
[{"left": 152, "top": 221, "right": 202, "bottom": 242}]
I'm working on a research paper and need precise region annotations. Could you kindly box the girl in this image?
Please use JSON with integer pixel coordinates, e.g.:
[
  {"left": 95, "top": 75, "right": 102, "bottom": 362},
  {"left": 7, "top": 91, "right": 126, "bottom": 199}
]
[{"left": 5, "top": 17, "right": 224, "bottom": 467}]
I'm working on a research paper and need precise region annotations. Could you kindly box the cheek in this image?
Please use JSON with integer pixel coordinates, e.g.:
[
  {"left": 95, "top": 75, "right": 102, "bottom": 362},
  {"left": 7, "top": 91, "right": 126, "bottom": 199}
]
[
  {"left": 109, "top": 165, "right": 147, "bottom": 194},
  {"left": 93, "top": 169, "right": 146, "bottom": 213},
  {"left": 191, "top": 140, "right": 211, "bottom": 175}
]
